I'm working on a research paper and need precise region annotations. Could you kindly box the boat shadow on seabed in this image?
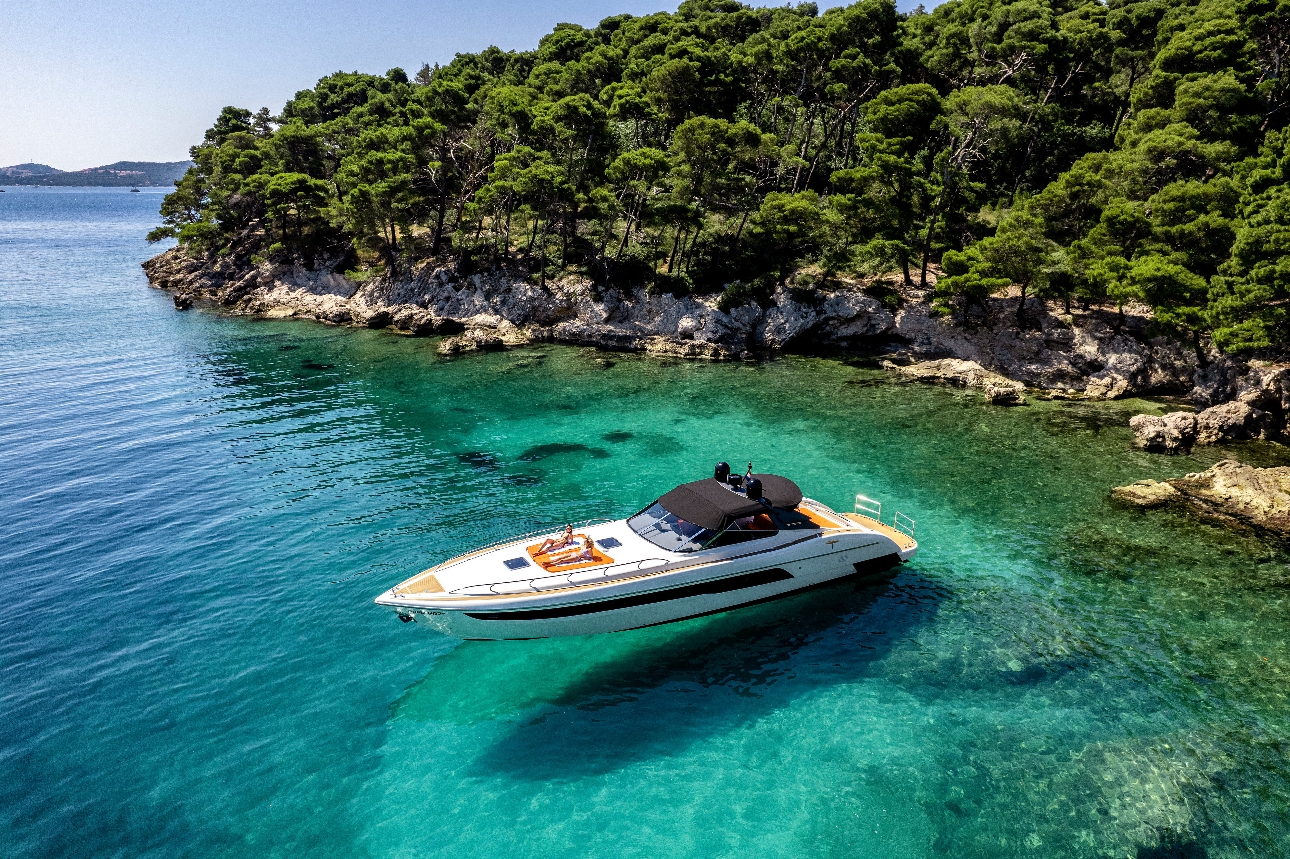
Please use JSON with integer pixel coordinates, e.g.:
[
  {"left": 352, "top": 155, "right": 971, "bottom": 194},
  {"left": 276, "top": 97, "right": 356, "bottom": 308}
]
[{"left": 391, "top": 566, "right": 946, "bottom": 780}]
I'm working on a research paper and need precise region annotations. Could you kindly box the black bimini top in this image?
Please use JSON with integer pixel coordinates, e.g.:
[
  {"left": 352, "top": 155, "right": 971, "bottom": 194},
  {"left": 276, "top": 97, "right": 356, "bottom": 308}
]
[{"left": 656, "top": 474, "right": 805, "bottom": 531}]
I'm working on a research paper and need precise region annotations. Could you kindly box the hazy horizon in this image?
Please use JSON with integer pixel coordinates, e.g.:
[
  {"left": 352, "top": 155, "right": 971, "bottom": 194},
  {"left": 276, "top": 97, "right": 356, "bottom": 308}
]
[
  {"left": 2, "top": 0, "right": 932, "bottom": 172},
  {"left": 2, "top": 0, "right": 680, "bottom": 171}
]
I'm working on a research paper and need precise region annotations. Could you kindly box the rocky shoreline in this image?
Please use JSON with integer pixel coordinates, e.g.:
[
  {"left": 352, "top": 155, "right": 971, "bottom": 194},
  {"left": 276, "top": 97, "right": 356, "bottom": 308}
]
[
  {"left": 1112, "top": 460, "right": 1290, "bottom": 537},
  {"left": 1129, "top": 362, "right": 1290, "bottom": 453},
  {"left": 143, "top": 247, "right": 1207, "bottom": 398},
  {"left": 146, "top": 248, "right": 1290, "bottom": 540}
]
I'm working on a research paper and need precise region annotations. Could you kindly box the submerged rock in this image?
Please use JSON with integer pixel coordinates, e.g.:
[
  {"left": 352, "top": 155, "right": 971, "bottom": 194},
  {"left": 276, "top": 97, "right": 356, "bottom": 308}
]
[
  {"left": 644, "top": 336, "right": 735, "bottom": 361},
  {"left": 1110, "top": 479, "right": 1181, "bottom": 507},
  {"left": 1112, "top": 460, "right": 1290, "bottom": 536}
]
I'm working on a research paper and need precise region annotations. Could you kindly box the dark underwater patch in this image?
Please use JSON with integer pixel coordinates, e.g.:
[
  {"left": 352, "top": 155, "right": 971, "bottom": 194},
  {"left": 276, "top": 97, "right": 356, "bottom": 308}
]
[
  {"left": 300, "top": 361, "right": 335, "bottom": 371},
  {"left": 457, "top": 451, "right": 501, "bottom": 471},
  {"left": 601, "top": 431, "right": 634, "bottom": 443},
  {"left": 518, "top": 443, "right": 611, "bottom": 462}
]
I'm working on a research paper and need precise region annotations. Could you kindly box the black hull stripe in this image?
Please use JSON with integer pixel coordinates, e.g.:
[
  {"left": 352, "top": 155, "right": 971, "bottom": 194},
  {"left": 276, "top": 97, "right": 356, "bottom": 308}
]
[
  {"left": 459, "top": 555, "right": 906, "bottom": 638},
  {"left": 465, "top": 567, "right": 794, "bottom": 621},
  {"left": 623, "top": 554, "right": 903, "bottom": 631}
]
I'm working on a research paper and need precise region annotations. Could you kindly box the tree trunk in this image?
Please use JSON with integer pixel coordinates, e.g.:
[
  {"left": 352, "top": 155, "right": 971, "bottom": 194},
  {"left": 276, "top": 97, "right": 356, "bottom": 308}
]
[
  {"left": 615, "top": 212, "right": 634, "bottom": 259},
  {"left": 431, "top": 190, "right": 449, "bottom": 255},
  {"left": 1192, "top": 328, "right": 1209, "bottom": 367},
  {"left": 527, "top": 214, "right": 540, "bottom": 255},
  {"left": 503, "top": 203, "right": 513, "bottom": 261},
  {"left": 539, "top": 218, "right": 552, "bottom": 288},
  {"left": 667, "top": 226, "right": 684, "bottom": 273},
  {"left": 919, "top": 204, "right": 941, "bottom": 289}
]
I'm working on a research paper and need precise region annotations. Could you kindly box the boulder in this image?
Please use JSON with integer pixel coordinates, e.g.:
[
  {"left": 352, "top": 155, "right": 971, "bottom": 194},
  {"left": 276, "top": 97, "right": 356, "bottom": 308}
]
[
  {"left": 644, "top": 336, "right": 735, "bottom": 361},
  {"left": 437, "top": 329, "right": 505, "bottom": 356},
  {"left": 1169, "top": 459, "right": 1290, "bottom": 533},
  {"left": 1085, "top": 372, "right": 1131, "bottom": 400},
  {"left": 984, "top": 383, "right": 1026, "bottom": 406},
  {"left": 1194, "top": 400, "right": 1273, "bottom": 444},
  {"left": 891, "top": 358, "right": 1016, "bottom": 389},
  {"left": 1129, "top": 411, "right": 1197, "bottom": 454},
  {"left": 1191, "top": 356, "right": 1243, "bottom": 409},
  {"left": 1113, "top": 460, "right": 1290, "bottom": 536}
]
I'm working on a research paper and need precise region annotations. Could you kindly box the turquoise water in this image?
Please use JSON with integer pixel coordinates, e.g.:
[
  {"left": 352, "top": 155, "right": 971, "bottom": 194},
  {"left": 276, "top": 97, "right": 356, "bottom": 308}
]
[{"left": 2, "top": 186, "right": 1290, "bottom": 858}]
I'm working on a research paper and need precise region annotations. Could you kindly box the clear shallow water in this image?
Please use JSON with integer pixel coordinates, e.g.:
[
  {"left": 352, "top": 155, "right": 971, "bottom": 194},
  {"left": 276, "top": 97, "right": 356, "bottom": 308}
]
[{"left": 2, "top": 187, "right": 1289, "bottom": 859}]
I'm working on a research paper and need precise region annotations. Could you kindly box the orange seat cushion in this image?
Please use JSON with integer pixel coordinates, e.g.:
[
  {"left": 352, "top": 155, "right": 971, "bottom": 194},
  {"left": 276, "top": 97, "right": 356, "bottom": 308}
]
[{"left": 527, "top": 535, "right": 614, "bottom": 572}]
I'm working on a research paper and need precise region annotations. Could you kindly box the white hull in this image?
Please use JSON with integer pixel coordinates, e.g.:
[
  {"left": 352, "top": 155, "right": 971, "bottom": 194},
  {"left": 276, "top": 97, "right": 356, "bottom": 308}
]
[{"left": 376, "top": 497, "right": 916, "bottom": 640}]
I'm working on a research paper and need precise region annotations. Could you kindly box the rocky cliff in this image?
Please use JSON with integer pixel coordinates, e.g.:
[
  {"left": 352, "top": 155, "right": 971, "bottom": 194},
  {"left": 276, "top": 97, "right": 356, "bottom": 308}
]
[{"left": 143, "top": 248, "right": 1201, "bottom": 397}]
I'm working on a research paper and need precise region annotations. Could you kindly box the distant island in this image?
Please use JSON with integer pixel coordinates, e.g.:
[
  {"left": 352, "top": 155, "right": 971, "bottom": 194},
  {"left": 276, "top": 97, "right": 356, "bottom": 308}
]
[{"left": 1, "top": 161, "right": 193, "bottom": 187}]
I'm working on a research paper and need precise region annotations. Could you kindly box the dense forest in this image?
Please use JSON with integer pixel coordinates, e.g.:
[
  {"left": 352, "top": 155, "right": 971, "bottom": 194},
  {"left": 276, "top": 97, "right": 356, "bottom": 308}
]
[{"left": 151, "top": 0, "right": 1290, "bottom": 352}]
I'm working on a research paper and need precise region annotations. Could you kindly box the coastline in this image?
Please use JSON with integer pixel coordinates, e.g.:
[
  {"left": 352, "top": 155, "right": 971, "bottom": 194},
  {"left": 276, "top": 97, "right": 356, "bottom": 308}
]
[{"left": 143, "top": 247, "right": 1206, "bottom": 400}]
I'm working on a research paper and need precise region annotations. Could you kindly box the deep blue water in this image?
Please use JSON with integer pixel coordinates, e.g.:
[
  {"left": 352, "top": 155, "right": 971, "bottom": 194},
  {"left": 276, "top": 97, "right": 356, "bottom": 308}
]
[{"left": 2, "top": 185, "right": 1290, "bottom": 858}]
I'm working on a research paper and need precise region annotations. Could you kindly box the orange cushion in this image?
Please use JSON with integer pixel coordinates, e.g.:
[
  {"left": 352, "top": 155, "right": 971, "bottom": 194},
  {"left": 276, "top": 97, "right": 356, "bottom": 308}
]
[{"left": 527, "top": 535, "right": 614, "bottom": 572}]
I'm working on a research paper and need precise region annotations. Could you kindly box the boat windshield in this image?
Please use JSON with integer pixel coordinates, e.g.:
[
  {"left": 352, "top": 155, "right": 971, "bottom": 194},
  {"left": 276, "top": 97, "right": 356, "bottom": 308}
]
[{"left": 627, "top": 502, "right": 716, "bottom": 553}]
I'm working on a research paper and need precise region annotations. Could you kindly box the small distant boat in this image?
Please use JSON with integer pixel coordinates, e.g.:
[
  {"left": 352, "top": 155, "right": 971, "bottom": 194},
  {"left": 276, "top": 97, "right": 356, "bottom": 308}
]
[
  {"left": 376, "top": 464, "right": 918, "bottom": 639},
  {"left": 129, "top": 187, "right": 140, "bottom": 192}
]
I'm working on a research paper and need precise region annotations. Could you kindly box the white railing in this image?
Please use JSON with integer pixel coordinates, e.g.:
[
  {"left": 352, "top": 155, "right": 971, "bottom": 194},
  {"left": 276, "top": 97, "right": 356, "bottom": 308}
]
[
  {"left": 894, "top": 512, "right": 916, "bottom": 537},
  {"left": 855, "top": 492, "right": 916, "bottom": 541},
  {"left": 854, "top": 494, "right": 882, "bottom": 519}
]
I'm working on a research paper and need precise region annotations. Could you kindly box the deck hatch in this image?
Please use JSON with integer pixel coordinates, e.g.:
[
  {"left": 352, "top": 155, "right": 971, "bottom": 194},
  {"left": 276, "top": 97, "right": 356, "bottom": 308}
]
[
  {"left": 595, "top": 537, "right": 622, "bottom": 550},
  {"left": 502, "top": 557, "right": 531, "bottom": 570},
  {"left": 465, "top": 567, "right": 793, "bottom": 621}
]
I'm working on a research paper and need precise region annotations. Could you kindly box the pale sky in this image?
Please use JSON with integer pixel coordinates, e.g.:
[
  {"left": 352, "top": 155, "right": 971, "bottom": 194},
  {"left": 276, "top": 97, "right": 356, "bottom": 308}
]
[{"left": 1, "top": 0, "right": 925, "bottom": 171}]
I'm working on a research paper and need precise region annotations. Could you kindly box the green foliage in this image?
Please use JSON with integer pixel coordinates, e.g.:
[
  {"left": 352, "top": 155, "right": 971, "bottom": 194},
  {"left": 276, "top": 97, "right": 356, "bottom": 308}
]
[
  {"left": 154, "top": 0, "right": 1290, "bottom": 352},
  {"left": 937, "top": 210, "right": 1056, "bottom": 319},
  {"left": 716, "top": 276, "right": 776, "bottom": 311},
  {"left": 937, "top": 247, "right": 1010, "bottom": 308}
]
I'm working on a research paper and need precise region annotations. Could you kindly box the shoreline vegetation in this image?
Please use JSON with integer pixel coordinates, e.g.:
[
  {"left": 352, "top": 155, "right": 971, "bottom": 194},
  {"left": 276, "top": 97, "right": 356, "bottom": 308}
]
[{"left": 144, "top": 0, "right": 1290, "bottom": 444}]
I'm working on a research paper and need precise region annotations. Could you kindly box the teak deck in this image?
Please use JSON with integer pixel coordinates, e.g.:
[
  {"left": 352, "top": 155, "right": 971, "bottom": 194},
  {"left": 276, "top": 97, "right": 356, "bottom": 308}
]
[{"left": 841, "top": 512, "right": 917, "bottom": 552}]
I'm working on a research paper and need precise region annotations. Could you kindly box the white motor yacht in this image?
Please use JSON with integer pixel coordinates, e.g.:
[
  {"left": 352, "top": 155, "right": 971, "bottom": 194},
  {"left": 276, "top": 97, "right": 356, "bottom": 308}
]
[{"left": 375, "top": 465, "right": 918, "bottom": 639}]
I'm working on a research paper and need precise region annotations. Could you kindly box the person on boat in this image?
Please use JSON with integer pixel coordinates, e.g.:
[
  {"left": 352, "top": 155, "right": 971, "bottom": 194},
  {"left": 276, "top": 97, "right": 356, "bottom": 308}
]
[
  {"left": 573, "top": 535, "right": 596, "bottom": 562},
  {"left": 548, "top": 534, "right": 597, "bottom": 567},
  {"left": 538, "top": 525, "right": 574, "bottom": 554}
]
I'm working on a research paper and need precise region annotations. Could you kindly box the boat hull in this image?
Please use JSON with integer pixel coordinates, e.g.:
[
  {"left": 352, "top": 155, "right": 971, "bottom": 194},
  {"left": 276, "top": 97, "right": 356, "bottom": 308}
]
[{"left": 387, "top": 541, "right": 904, "bottom": 639}]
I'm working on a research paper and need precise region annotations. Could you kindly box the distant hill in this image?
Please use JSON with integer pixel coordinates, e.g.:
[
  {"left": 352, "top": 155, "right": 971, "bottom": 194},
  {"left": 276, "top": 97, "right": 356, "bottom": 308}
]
[
  {"left": 0, "top": 163, "right": 63, "bottom": 178},
  {"left": 0, "top": 161, "right": 193, "bottom": 187}
]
